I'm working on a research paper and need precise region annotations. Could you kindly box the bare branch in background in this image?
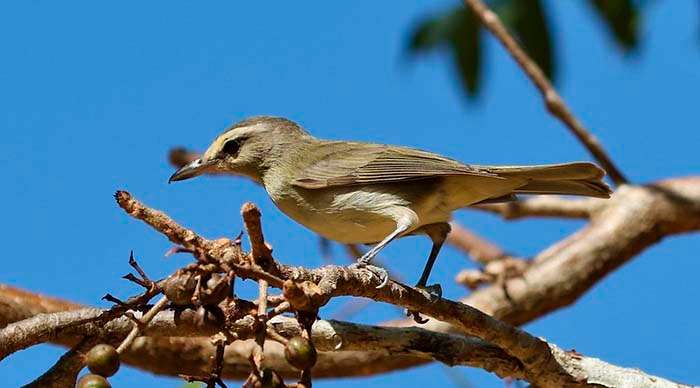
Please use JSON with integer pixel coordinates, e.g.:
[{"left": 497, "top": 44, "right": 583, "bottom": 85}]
[
  {"left": 447, "top": 222, "right": 507, "bottom": 263},
  {"left": 24, "top": 337, "right": 97, "bottom": 388},
  {"left": 434, "top": 179, "right": 700, "bottom": 328},
  {"left": 446, "top": 223, "right": 530, "bottom": 290},
  {"left": 461, "top": 0, "right": 628, "bottom": 185}
]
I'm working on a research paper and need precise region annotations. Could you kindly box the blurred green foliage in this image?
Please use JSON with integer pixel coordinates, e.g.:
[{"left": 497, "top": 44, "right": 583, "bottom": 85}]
[{"left": 407, "top": 0, "right": 639, "bottom": 99}]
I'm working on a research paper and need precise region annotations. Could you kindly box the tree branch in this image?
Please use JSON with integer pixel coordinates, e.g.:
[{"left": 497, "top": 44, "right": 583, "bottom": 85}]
[
  {"left": 23, "top": 337, "right": 97, "bottom": 388},
  {"left": 1, "top": 304, "right": 524, "bottom": 380},
  {"left": 117, "top": 295, "right": 170, "bottom": 354},
  {"left": 7, "top": 300, "right": 690, "bottom": 387},
  {"left": 461, "top": 0, "right": 628, "bottom": 185},
  {"left": 3, "top": 178, "right": 699, "bottom": 386},
  {"left": 111, "top": 189, "right": 696, "bottom": 387},
  {"left": 446, "top": 222, "right": 507, "bottom": 263},
  {"left": 455, "top": 179, "right": 700, "bottom": 326},
  {"left": 0, "top": 307, "right": 244, "bottom": 360}
]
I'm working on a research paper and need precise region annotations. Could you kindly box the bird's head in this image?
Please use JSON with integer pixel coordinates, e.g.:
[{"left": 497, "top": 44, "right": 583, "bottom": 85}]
[{"left": 168, "top": 116, "right": 310, "bottom": 183}]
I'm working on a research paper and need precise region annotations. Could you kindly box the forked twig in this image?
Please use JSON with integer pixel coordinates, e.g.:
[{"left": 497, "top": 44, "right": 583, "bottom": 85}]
[{"left": 116, "top": 295, "right": 169, "bottom": 354}]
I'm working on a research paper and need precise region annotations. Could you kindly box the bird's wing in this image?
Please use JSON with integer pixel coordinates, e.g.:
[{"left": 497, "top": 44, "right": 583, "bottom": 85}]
[{"left": 291, "top": 142, "right": 502, "bottom": 189}]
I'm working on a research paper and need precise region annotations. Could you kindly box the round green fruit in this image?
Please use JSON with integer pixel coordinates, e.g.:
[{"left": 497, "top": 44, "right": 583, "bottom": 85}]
[
  {"left": 284, "top": 336, "right": 317, "bottom": 370},
  {"left": 77, "top": 373, "right": 111, "bottom": 388},
  {"left": 85, "top": 344, "right": 120, "bottom": 377}
]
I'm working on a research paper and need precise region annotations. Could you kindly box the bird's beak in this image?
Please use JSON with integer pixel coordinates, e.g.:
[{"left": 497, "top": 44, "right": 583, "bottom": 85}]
[{"left": 168, "top": 158, "right": 210, "bottom": 183}]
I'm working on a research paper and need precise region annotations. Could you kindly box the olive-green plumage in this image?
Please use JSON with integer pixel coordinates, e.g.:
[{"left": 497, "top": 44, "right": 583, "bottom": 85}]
[{"left": 170, "top": 116, "right": 611, "bottom": 292}]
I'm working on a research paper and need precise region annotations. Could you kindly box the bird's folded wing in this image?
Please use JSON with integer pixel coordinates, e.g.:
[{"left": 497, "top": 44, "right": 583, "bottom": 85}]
[{"left": 291, "top": 142, "right": 502, "bottom": 189}]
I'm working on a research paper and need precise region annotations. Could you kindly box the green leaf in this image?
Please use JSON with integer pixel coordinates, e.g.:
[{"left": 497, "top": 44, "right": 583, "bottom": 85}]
[
  {"left": 589, "top": 0, "right": 639, "bottom": 51},
  {"left": 496, "top": 0, "right": 556, "bottom": 81},
  {"left": 408, "top": 16, "right": 450, "bottom": 51},
  {"left": 452, "top": 9, "right": 482, "bottom": 96},
  {"left": 407, "top": 9, "right": 482, "bottom": 97},
  {"left": 408, "top": 9, "right": 465, "bottom": 51}
]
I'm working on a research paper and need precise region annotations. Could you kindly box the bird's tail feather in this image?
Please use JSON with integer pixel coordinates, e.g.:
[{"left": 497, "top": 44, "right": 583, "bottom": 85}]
[
  {"left": 514, "top": 179, "right": 611, "bottom": 198},
  {"left": 485, "top": 162, "right": 612, "bottom": 198}
]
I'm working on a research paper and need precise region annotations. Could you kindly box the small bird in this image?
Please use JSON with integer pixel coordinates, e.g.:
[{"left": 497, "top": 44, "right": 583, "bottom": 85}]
[{"left": 169, "top": 116, "right": 610, "bottom": 296}]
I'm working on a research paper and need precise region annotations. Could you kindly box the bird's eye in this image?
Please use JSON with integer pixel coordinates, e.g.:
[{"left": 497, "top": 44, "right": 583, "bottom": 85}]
[{"left": 221, "top": 139, "right": 241, "bottom": 156}]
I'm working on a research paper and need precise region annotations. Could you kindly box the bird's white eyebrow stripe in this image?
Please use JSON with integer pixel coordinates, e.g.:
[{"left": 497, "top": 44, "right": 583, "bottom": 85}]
[{"left": 226, "top": 123, "right": 268, "bottom": 137}]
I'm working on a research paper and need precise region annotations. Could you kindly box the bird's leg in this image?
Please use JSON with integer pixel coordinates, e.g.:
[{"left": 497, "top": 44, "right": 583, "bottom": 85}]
[
  {"left": 350, "top": 222, "right": 411, "bottom": 289},
  {"left": 406, "top": 222, "right": 451, "bottom": 324},
  {"left": 415, "top": 242, "right": 445, "bottom": 299},
  {"left": 416, "top": 222, "right": 450, "bottom": 298}
]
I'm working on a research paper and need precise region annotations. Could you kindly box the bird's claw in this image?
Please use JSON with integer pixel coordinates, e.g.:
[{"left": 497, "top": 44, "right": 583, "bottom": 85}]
[
  {"left": 348, "top": 262, "right": 390, "bottom": 288},
  {"left": 405, "top": 308, "right": 429, "bottom": 324},
  {"left": 418, "top": 283, "right": 442, "bottom": 303},
  {"left": 404, "top": 283, "right": 442, "bottom": 324}
]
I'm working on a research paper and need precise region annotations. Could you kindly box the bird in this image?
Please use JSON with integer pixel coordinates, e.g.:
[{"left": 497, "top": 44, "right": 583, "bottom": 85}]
[{"left": 169, "top": 116, "right": 611, "bottom": 297}]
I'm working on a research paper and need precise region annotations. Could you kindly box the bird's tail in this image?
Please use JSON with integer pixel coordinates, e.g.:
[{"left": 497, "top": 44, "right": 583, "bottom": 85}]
[{"left": 485, "top": 162, "right": 612, "bottom": 199}]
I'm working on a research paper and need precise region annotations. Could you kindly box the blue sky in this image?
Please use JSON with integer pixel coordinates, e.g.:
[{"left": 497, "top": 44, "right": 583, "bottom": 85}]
[{"left": 1, "top": 1, "right": 698, "bottom": 387}]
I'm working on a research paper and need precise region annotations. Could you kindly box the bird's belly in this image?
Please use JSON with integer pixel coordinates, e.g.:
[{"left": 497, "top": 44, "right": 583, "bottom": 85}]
[
  {"left": 267, "top": 185, "right": 440, "bottom": 244},
  {"left": 290, "top": 208, "right": 397, "bottom": 243}
]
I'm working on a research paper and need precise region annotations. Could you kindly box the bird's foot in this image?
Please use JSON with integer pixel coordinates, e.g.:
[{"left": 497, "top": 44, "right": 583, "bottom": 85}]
[
  {"left": 417, "top": 283, "right": 442, "bottom": 303},
  {"left": 405, "top": 309, "right": 429, "bottom": 324},
  {"left": 404, "top": 283, "right": 442, "bottom": 324},
  {"left": 348, "top": 262, "right": 390, "bottom": 289}
]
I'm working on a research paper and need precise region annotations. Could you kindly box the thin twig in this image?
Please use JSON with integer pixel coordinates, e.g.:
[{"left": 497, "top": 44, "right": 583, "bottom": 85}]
[
  {"left": 253, "top": 279, "right": 268, "bottom": 372},
  {"left": 128, "top": 251, "right": 151, "bottom": 283},
  {"left": 210, "top": 339, "right": 228, "bottom": 388},
  {"left": 461, "top": 0, "right": 628, "bottom": 185},
  {"left": 116, "top": 295, "right": 169, "bottom": 354}
]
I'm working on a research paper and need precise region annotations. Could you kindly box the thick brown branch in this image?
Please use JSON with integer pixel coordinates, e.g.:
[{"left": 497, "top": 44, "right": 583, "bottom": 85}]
[
  {"left": 279, "top": 265, "right": 582, "bottom": 386},
  {"left": 461, "top": 0, "right": 628, "bottom": 185},
  {"left": 0, "top": 303, "right": 523, "bottom": 380},
  {"left": 0, "top": 285, "right": 82, "bottom": 327},
  {"left": 457, "top": 180, "right": 700, "bottom": 326},
  {"left": 0, "top": 307, "right": 241, "bottom": 360},
  {"left": 4, "top": 292, "right": 688, "bottom": 387}
]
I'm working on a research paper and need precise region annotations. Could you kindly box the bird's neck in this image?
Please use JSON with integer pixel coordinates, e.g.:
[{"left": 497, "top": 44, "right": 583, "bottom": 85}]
[{"left": 259, "top": 139, "right": 318, "bottom": 188}]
